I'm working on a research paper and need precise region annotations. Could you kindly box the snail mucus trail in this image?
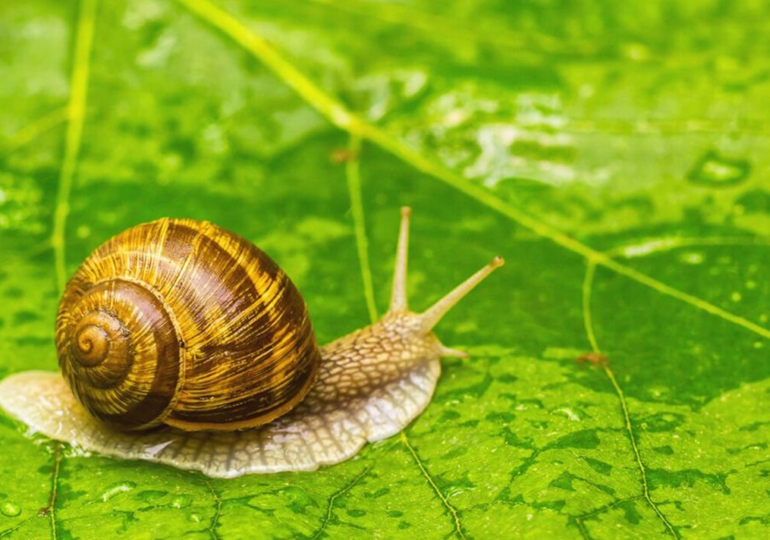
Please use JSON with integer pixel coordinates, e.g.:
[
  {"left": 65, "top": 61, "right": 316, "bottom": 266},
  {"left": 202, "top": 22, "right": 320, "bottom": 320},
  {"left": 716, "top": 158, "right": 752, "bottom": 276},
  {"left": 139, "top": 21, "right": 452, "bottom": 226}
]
[{"left": 0, "top": 208, "right": 503, "bottom": 478}]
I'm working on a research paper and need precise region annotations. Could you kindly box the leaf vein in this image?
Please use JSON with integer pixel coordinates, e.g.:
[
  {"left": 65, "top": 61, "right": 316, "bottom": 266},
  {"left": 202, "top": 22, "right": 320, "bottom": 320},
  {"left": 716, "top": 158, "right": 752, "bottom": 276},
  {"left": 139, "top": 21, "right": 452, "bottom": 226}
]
[
  {"left": 572, "top": 496, "right": 643, "bottom": 540},
  {"left": 344, "top": 135, "right": 379, "bottom": 324},
  {"left": 0, "top": 516, "right": 37, "bottom": 539},
  {"left": 340, "top": 138, "right": 467, "bottom": 537},
  {"left": 176, "top": 0, "right": 770, "bottom": 342},
  {"left": 52, "top": 0, "right": 98, "bottom": 293},
  {"left": 199, "top": 476, "right": 222, "bottom": 540},
  {"left": 310, "top": 465, "right": 372, "bottom": 540},
  {"left": 48, "top": 443, "right": 63, "bottom": 540},
  {"left": 582, "top": 259, "right": 678, "bottom": 538},
  {"left": 1, "top": 107, "right": 69, "bottom": 157},
  {"left": 400, "top": 432, "right": 467, "bottom": 540},
  {"left": 607, "top": 236, "right": 770, "bottom": 260}
]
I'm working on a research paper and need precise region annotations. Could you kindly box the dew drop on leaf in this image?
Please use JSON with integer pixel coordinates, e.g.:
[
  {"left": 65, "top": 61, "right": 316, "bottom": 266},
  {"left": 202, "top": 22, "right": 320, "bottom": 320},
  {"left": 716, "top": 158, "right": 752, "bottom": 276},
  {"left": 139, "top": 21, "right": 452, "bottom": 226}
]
[
  {"left": 687, "top": 150, "right": 750, "bottom": 187},
  {"left": 170, "top": 494, "right": 192, "bottom": 509},
  {"left": 100, "top": 481, "right": 137, "bottom": 502},
  {"left": 0, "top": 501, "right": 21, "bottom": 517},
  {"left": 678, "top": 251, "right": 704, "bottom": 265},
  {"left": 137, "top": 490, "right": 168, "bottom": 503}
]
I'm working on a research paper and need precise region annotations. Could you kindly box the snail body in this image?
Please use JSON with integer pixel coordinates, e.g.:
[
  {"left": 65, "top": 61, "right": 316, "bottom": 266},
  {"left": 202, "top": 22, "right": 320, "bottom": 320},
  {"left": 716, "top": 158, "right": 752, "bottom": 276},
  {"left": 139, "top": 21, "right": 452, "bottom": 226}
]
[{"left": 0, "top": 208, "right": 503, "bottom": 477}]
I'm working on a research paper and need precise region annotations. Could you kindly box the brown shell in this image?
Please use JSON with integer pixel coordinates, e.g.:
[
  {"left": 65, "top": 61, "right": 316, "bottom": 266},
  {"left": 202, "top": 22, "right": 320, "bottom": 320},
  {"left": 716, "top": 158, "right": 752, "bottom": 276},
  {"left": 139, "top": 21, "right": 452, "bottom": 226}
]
[{"left": 55, "top": 218, "right": 321, "bottom": 432}]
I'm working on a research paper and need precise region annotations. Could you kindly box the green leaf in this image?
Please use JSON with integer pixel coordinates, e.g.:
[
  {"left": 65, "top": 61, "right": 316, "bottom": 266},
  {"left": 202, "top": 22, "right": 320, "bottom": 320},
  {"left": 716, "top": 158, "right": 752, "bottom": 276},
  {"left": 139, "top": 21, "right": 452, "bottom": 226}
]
[{"left": 2, "top": 0, "right": 770, "bottom": 537}]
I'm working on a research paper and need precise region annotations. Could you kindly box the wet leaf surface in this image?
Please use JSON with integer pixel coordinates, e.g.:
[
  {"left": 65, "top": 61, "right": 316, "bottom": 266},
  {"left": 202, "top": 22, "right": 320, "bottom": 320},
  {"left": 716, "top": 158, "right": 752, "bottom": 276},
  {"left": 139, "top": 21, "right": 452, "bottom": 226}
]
[{"left": 2, "top": 0, "right": 770, "bottom": 537}]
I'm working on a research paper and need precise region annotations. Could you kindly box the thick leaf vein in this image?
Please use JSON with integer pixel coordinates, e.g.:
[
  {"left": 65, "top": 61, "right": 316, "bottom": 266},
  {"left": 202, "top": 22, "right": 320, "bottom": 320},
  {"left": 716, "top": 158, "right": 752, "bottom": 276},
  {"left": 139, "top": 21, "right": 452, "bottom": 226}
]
[{"left": 176, "top": 0, "right": 770, "bottom": 342}]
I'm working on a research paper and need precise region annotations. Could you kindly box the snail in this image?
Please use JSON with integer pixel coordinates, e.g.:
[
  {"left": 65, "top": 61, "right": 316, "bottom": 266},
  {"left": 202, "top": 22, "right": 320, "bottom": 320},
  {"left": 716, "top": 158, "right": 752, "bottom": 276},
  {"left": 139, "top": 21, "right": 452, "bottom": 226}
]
[{"left": 0, "top": 208, "right": 503, "bottom": 477}]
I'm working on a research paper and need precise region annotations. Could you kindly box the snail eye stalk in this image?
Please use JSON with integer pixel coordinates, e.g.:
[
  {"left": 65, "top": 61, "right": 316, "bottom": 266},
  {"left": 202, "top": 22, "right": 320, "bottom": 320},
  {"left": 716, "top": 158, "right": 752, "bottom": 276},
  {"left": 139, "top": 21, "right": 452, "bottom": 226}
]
[
  {"left": 418, "top": 256, "right": 504, "bottom": 332},
  {"left": 389, "top": 206, "right": 411, "bottom": 313},
  {"left": 387, "top": 205, "right": 504, "bottom": 331}
]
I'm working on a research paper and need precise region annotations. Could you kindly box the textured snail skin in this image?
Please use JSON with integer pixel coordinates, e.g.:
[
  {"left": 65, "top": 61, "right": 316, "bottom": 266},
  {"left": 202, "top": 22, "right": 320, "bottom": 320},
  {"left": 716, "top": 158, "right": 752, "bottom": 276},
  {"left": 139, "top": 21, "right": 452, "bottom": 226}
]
[{"left": 0, "top": 208, "right": 503, "bottom": 476}]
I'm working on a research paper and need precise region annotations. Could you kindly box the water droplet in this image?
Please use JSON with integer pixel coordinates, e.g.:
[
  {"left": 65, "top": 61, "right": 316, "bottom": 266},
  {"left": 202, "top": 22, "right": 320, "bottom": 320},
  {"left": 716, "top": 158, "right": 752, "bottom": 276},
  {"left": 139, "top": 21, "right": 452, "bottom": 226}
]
[
  {"left": 137, "top": 490, "right": 168, "bottom": 503},
  {"left": 679, "top": 251, "right": 704, "bottom": 265},
  {"left": 189, "top": 513, "right": 202, "bottom": 523},
  {"left": 731, "top": 292, "right": 742, "bottom": 302},
  {"left": 1, "top": 501, "right": 21, "bottom": 517},
  {"left": 621, "top": 42, "right": 651, "bottom": 61},
  {"left": 687, "top": 150, "right": 750, "bottom": 187},
  {"left": 170, "top": 495, "right": 192, "bottom": 509},
  {"left": 556, "top": 408, "right": 580, "bottom": 421},
  {"left": 100, "top": 481, "right": 137, "bottom": 502}
]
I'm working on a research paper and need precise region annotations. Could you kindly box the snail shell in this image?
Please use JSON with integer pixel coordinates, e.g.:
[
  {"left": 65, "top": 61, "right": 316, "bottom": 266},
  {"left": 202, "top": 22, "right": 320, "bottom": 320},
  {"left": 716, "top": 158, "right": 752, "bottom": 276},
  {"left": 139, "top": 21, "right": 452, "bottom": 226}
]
[
  {"left": 56, "top": 218, "right": 320, "bottom": 431},
  {"left": 0, "top": 208, "right": 503, "bottom": 476}
]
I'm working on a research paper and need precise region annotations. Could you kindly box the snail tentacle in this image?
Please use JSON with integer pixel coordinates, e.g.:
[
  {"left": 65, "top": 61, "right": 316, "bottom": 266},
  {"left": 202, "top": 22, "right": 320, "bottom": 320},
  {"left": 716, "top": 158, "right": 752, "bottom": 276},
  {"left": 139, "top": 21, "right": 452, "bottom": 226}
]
[{"left": 389, "top": 206, "right": 411, "bottom": 313}]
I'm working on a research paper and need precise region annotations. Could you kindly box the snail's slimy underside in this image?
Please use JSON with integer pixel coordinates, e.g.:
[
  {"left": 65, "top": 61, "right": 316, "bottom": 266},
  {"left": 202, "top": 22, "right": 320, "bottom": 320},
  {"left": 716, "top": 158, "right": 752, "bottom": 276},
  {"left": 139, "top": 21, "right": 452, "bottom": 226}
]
[{"left": 0, "top": 359, "right": 439, "bottom": 478}]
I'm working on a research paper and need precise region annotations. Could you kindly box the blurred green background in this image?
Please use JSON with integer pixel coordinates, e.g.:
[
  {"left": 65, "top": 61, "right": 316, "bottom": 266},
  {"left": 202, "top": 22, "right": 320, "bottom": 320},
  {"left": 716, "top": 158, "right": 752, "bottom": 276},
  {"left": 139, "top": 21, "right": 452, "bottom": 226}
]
[{"left": 2, "top": 0, "right": 770, "bottom": 538}]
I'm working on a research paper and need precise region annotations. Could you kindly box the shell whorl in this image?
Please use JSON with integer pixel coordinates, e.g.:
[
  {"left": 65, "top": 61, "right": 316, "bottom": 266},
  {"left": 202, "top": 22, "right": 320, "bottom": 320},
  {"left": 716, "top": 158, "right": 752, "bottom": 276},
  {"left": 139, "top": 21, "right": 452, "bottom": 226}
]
[
  {"left": 55, "top": 218, "right": 321, "bottom": 432},
  {"left": 57, "top": 278, "right": 183, "bottom": 430}
]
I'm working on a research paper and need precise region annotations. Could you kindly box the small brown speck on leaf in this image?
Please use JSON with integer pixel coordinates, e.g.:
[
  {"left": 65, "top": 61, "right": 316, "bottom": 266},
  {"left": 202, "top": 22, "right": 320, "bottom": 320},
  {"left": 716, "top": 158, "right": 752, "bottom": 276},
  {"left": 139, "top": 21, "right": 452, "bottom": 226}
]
[
  {"left": 576, "top": 352, "right": 608, "bottom": 365},
  {"left": 330, "top": 148, "right": 357, "bottom": 164}
]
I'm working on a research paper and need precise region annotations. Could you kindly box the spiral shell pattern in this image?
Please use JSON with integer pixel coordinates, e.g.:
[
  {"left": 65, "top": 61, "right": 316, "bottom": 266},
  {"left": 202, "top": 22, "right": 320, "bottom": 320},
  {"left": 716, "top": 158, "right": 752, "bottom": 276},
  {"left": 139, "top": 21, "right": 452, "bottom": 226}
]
[{"left": 55, "top": 219, "right": 321, "bottom": 431}]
